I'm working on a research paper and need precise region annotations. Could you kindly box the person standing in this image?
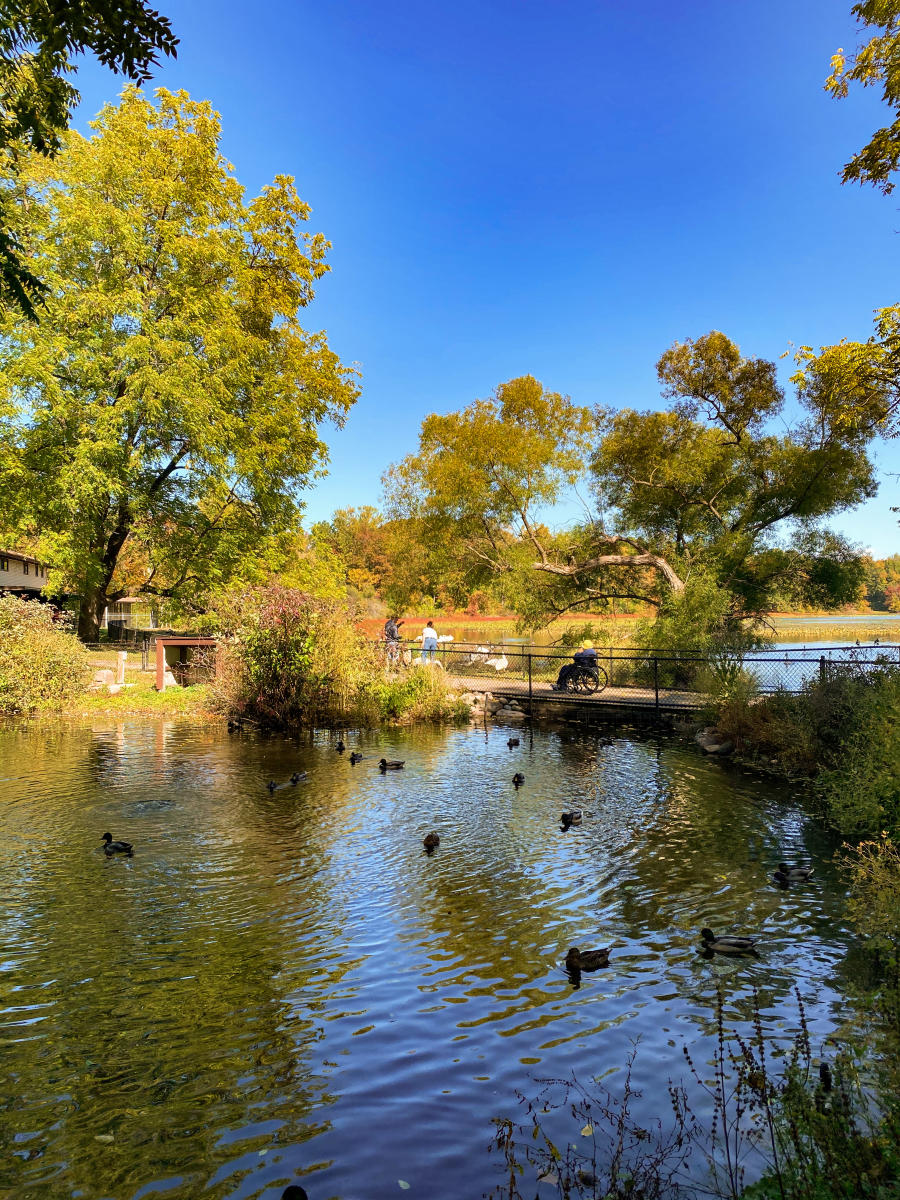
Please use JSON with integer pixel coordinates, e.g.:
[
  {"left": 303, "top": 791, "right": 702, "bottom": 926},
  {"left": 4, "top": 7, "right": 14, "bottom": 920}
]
[
  {"left": 420, "top": 620, "right": 439, "bottom": 662},
  {"left": 383, "top": 615, "right": 404, "bottom": 665}
]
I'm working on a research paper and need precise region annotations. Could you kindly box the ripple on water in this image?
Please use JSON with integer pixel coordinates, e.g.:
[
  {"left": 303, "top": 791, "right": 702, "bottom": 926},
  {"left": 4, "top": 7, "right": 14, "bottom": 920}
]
[{"left": 0, "top": 720, "right": 863, "bottom": 1198}]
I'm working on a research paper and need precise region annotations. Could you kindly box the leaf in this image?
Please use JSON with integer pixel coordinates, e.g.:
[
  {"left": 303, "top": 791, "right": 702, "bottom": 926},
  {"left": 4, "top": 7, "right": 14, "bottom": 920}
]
[
  {"left": 94, "top": 1134, "right": 114, "bottom": 1143},
  {"left": 398, "top": 1182, "right": 410, "bottom": 1190},
  {"left": 580, "top": 1122, "right": 594, "bottom": 1137},
  {"left": 537, "top": 1169, "right": 558, "bottom": 1186}
]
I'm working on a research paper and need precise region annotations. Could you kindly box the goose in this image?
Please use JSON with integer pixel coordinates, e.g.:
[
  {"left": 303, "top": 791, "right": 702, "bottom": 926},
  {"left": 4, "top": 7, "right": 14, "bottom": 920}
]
[
  {"left": 565, "top": 946, "right": 610, "bottom": 971},
  {"left": 290, "top": 772, "right": 307, "bottom": 785},
  {"left": 773, "top": 862, "right": 814, "bottom": 884},
  {"left": 423, "top": 832, "right": 440, "bottom": 851},
  {"left": 700, "top": 928, "right": 759, "bottom": 954},
  {"left": 349, "top": 752, "right": 363, "bottom": 764},
  {"left": 101, "top": 832, "right": 133, "bottom": 857},
  {"left": 486, "top": 653, "right": 509, "bottom": 672},
  {"left": 512, "top": 772, "right": 525, "bottom": 787},
  {"left": 507, "top": 737, "right": 520, "bottom": 748},
  {"left": 379, "top": 758, "right": 405, "bottom": 771}
]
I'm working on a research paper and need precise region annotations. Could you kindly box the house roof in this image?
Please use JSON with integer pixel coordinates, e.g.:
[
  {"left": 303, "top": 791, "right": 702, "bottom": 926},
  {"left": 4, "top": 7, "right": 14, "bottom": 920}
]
[{"left": 0, "top": 549, "right": 45, "bottom": 567}]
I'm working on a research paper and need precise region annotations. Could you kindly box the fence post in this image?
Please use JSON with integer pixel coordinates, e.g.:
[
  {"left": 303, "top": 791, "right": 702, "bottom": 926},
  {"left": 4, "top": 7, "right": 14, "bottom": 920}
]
[
  {"left": 819, "top": 655, "right": 826, "bottom": 685},
  {"left": 527, "top": 651, "right": 533, "bottom": 718},
  {"left": 653, "top": 656, "right": 659, "bottom": 712}
]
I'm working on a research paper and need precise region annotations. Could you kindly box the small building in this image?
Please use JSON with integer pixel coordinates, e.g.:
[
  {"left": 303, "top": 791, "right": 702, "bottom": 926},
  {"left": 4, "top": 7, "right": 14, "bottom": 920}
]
[
  {"left": 103, "top": 597, "right": 156, "bottom": 632},
  {"left": 0, "top": 549, "right": 52, "bottom": 597}
]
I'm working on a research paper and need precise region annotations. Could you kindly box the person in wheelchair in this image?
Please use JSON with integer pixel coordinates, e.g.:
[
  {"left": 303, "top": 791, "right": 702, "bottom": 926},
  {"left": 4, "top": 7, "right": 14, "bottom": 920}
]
[{"left": 554, "top": 640, "right": 598, "bottom": 690}]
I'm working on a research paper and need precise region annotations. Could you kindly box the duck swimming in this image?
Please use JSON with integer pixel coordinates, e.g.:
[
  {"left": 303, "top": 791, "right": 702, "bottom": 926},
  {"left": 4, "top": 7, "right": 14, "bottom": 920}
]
[
  {"left": 379, "top": 758, "right": 405, "bottom": 771},
  {"left": 423, "top": 832, "right": 440, "bottom": 851},
  {"left": 336, "top": 739, "right": 346, "bottom": 753},
  {"left": 349, "top": 752, "right": 363, "bottom": 764},
  {"left": 267, "top": 779, "right": 278, "bottom": 792},
  {"left": 700, "top": 928, "right": 759, "bottom": 954},
  {"left": 281, "top": 1187, "right": 309, "bottom": 1200},
  {"left": 773, "top": 862, "right": 814, "bottom": 884},
  {"left": 560, "top": 810, "right": 583, "bottom": 829},
  {"left": 565, "top": 946, "right": 610, "bottom": 971},
  {"left": 507, "top": 737, "right": 520, "bottom": 748},
  {"left": 101, "top": 832, "right": 133, "bottom": 857},
  {"left": 290, "top": 772, "right": 307, "bottom": 785},
  {"left": 512, "top": 772, "right": 525, "bottom": 787}
]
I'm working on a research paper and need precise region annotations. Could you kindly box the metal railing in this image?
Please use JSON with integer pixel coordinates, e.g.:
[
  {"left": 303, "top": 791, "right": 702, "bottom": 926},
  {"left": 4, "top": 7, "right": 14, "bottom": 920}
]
[{"left": 383, "top": 640, "right": 900, "bottom": 713}]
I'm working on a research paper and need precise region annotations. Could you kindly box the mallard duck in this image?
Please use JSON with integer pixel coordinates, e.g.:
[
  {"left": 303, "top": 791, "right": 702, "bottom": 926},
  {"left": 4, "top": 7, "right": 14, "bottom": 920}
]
[
  {"left": 512, "top": 772, "right": 525, "bottom": 787},
  {"left": 423, "top": 832, "right": 440, "bottom": 851},
  {"left": 379, "top": 758, "right": 405, "bottom": 771},
  {"left": 281, "top": 1187, "right": 309, "bottom": 1200},
  {"left": 507, "top": 737, "right": 520, "bottom": 748},
  {"left": 349, "top": 752, "right": 363, "bottom": 765},
  {"left": 773, "top": 862, "right": 814, "bottom": 884},
  {"left": 267, "top": 779, "right": 278, "bottom": 792},
  {"left": 700, "top": 928, "right": 759, "bottom": 954},
  {"left": 290, "top": 772, "right": 307, "bottom": 785},
  {"left": 336, "top": 739, "right": 346, "bottom": 753},
  {"left": 560, "top": 810, "right": 583, "bottom": 828},
  {"left": 565, "top": 946, "right": 610, "bottom": 971},
  {"left": 101, "top": 832, "right": 133, "bottom": 857}
]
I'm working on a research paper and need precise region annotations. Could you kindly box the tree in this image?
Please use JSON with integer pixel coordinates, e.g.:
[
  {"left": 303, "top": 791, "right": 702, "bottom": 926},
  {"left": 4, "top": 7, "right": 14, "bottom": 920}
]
[
  {"left": 386, "top": 338, "right": 878, "bottom": 638},
  {"left": 1, "top": 0, "right": 178, "bottom": 316},
  {"left": 0, "top": 87, "right": 359, "bottom": 638},
  {"left": 827, "top": 1, "right": 900, "bottom": 192}
]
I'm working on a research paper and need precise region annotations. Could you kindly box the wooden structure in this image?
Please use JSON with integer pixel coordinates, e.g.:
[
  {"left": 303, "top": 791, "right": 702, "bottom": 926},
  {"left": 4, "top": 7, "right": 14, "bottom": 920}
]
[{"left": 155, "top": 637, "right": 219, "bottom": 690}]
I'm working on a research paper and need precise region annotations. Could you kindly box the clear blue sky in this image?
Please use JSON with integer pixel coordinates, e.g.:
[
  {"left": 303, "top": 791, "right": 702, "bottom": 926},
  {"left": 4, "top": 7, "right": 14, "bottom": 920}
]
[{"left": 72, "top": 0, "right": 899, "bottom": 554}]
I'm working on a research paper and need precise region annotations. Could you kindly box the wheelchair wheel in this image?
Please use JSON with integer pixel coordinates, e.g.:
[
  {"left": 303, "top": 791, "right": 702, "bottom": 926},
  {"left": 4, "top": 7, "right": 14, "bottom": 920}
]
[{"left": 564, "top": 666, "right": 607, "bottom": 695}]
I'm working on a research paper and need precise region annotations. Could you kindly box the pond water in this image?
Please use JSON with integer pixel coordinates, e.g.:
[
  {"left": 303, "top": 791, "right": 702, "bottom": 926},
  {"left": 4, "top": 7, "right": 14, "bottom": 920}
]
[{"left": 0, "top": 720, "right": 875, "bottom": 1199}]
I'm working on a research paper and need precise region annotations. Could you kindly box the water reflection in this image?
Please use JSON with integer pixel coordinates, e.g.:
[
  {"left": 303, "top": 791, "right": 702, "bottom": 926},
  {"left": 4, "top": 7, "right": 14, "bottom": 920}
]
[{"left": 0, "top": 719, "right": 865, "bottom": 1198}]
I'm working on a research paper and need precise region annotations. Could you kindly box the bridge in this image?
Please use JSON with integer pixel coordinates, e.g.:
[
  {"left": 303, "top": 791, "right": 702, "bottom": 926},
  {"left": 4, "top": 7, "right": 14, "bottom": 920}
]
[{"left": 407, "top": 640, "right": 900, "bottom": 721}]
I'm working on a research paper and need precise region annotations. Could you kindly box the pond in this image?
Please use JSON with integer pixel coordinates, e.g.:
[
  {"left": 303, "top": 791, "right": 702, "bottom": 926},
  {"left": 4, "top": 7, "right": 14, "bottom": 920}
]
[{"left": 0, "top": 720, "right": 876, "bottom": 1199}]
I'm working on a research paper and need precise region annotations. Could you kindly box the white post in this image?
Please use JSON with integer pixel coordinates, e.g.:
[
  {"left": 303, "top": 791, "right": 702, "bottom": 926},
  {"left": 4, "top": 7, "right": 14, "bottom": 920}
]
[{"left": 116, "top": 650, "right": 127, "bottom": 685}]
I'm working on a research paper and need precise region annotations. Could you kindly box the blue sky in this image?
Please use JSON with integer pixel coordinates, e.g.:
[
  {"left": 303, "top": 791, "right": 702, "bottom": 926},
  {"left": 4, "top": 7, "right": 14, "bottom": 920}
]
[{"left": 72, "top": 0, "right": 899, "bottom": 553}]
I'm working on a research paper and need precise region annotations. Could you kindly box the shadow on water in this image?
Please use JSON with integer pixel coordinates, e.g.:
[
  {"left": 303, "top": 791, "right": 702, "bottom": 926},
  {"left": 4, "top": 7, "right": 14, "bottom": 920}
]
[{"left": 0, "top": 718, "right": 868, "bottom": 1198}]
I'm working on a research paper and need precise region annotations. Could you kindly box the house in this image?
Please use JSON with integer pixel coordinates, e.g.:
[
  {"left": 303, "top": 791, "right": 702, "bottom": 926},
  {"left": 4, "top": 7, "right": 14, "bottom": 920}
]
[{"left": 0, "top": 549, "right": 52, "bottom": 597}]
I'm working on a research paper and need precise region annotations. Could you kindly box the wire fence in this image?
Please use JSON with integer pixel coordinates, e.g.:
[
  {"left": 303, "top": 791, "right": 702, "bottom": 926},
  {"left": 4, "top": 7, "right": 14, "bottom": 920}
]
[{"left": 381, "top": 640, "right": 900, "bottom": 712}]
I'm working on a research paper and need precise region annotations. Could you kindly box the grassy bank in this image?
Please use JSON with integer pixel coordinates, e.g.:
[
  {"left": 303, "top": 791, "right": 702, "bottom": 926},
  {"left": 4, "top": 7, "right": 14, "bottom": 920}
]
[{"left": 66, "top": 675, "right": 215, "bottom": 719}]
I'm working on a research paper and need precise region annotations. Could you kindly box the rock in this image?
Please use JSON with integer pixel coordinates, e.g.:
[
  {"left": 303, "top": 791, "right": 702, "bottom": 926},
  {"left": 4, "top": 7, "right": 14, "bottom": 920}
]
[
  {"left": 695, "top": 726, "right": 734, "bottom": 755},
  {"left": 107, "top": 684, "right": 123, "bottom": 695},
  {"left": 92, "top": 669, "right": 115, "bottom": 686}
]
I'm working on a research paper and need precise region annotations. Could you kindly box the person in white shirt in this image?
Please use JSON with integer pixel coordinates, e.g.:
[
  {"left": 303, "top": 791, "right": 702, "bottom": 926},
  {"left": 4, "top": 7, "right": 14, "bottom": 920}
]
[{"left": 420, "top": 620, "right": 439, "bottom": 662}]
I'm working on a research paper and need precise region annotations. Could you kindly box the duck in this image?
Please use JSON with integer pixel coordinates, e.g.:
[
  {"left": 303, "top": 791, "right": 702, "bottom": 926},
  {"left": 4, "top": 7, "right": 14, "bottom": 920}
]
[
  {"left": 290, "top": 772, "right": 307, "bottom": 785},
  {"left": 565, "top": 946, "right": 610, "bottom": 971},
  {"left": 512, "top": 772, "right": 525, "bottom": 787},
  {"left": 379, "top": 758, "right": 405, "bottom": 771},
  {"left": 700, "top": 928, "right": 759, "bottom": 954},
  {"left": 560, "top": 810, "right": 583, "bottom": 828},
  {"left": 336, "top": 739, "right": 346, "bottom": 753},
  {"left": 423, "top": 832, "right": 440, "bottom": 851},
  {"left": 267, "top": 779, "right": 278, "bottom": 792},
  {"left": 281, "top": 1187, "right": 309, "bottom": 1200},
  {"left": 773, "top": 862, "right": 814, "bottom": 884},
  {"left": 101, "top": 832, "right": 134, "bottom": 857},
  {"left": 349, "top": 752, "right": 363, "bottom": 765},
  {"left": 507, "top": 737, "right": 520, "bottom": 748}
]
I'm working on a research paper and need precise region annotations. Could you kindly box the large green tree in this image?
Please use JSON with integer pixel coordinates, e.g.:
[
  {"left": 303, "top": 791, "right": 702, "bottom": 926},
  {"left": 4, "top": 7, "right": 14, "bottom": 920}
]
[
  {"left": 0, "top": 87, "right": 359, "bottom": 638},
  {"left": 1, "top": 0, "right": 178, "bottom": 316},
  {"left": 386, "top": 338, "right": 878, "bottom": 635}
]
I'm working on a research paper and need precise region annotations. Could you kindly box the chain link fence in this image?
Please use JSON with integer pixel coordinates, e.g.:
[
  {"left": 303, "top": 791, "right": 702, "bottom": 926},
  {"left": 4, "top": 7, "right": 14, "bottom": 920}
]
[{"left": 383, "top": 640, "right": 900, "bottom": 712}]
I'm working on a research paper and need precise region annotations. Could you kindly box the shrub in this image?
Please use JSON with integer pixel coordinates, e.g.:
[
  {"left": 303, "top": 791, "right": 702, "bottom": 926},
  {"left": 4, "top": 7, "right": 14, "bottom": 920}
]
[
  {"left": 212, "top": 585, "right": 468, "bottom": 727},
  {"left": 0, "top": 595, "right": 90, "bottom": 714}
]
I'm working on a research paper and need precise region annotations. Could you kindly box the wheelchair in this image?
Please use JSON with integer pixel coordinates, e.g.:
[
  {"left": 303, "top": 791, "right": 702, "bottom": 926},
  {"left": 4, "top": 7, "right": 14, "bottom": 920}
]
[{"left": 559, "top": 663, "right": 609, "bottom": 695}]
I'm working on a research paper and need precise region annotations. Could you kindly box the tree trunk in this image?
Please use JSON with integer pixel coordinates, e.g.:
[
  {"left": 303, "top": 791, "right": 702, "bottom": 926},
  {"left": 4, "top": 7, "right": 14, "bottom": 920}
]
[{"left": 77, "top": 587, "right": 107, "bottom": 641}]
